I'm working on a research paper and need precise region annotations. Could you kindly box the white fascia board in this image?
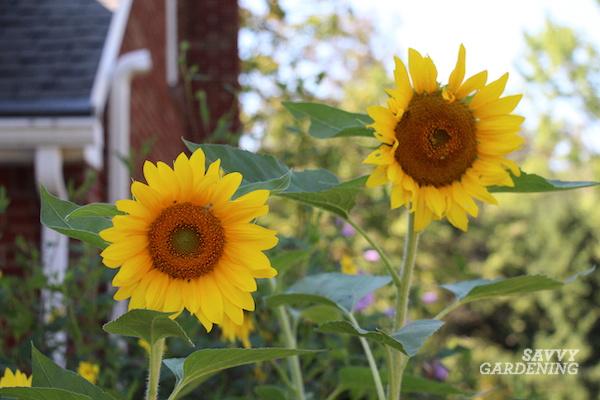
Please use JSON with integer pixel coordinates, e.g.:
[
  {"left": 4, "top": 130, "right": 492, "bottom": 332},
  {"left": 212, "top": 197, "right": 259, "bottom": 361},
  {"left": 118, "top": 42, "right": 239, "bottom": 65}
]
[
  {"left": 90, "top": 0, "right": 134, "bottom": 116},
  {"left": 0, "top": 117, "right": 99, "bottom": 149}
]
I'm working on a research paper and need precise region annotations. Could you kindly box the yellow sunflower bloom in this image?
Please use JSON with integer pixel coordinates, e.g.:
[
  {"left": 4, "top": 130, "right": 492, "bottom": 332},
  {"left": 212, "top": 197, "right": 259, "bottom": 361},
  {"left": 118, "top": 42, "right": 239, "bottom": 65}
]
[
  {"left": 0, "top": 368, "right": 32, "bottom": 388},
  {"left": 220, "top": 314, "right": 255, "bottom": 348},
  {"left": 364, "top": 45, "right": 524, "bottom": 231},
  {"left": 77, "top": 361, "right": 100, "bottom": 385},
  {"left": 100, "top": 149, "right": 278, "bottom": 332}
]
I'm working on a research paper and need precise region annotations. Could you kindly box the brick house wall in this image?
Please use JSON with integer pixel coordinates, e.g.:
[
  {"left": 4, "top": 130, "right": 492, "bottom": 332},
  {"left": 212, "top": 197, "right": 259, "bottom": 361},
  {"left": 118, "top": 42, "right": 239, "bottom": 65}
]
[
  {"left": 0, "top": 0, "right": 240, "bottom": 270},
  {"left": 120, "top": 0, "right": 240, "bottom": 181}
]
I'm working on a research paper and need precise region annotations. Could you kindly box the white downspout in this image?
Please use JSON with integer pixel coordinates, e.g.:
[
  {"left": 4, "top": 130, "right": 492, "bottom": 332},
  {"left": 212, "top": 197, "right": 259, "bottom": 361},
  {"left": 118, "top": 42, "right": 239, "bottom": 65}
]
[
  {"left": 108, "top": 50, "right": 152, "bottom": 320},
  {"left": 35, "top": 146, "right": 68, "bottom": 366}
]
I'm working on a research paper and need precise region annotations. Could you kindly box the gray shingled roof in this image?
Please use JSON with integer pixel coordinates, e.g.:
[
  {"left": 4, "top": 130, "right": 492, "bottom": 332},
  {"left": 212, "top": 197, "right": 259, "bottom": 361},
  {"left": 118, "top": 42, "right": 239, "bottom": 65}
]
[{"left": 0, "top": 0, "right": 112, "bottom": 116}]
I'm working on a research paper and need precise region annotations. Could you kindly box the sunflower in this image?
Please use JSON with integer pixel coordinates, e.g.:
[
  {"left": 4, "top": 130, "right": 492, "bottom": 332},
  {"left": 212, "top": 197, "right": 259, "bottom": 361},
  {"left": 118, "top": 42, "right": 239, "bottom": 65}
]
[
  {"left": 100, "top": 149, "right": 278, "bottom": 331},
  {"left": 0, "top": 368, "right": 32, "bottom": 388},
  {"left": 364, "top": 45, "right": 524, "bottom": 231},
  {"left": 220, "top": 314, "right": 255, "bottom": 348}
]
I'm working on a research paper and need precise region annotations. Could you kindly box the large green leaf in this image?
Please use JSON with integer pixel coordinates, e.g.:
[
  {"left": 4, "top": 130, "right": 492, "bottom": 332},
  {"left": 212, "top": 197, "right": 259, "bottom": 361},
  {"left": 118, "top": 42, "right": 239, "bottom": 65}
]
[
  {"left": 283, "top": 102, "right": 373, "bottom": 138},
  {"left": 0, "top": 388, "right": 91, "bottom": 400},
  {"left": 318, "top": 319, "right": 444, "bottom": 357},
  {"left": 39, "top": 186, "right": 111, "bottom": 249},
  {"left": 490, "top": 170, "right": 599, "bottom": 193},
  {"left": 30, "top": 346, "right": 115, "bottom": 400},
  {"left": 441, "top": 267, "right": 595, "bottom": 304},
  {"left": 266, "top": 272, "right": 391, "bottom": 312},
  {"left": 165, "top": 348, "right": 316, "bottom": 400},
  {"left": 402, "top": 375, "right": 468, "bottom": 396},
  {"left": 268, "top": 249, "right": 311, "bottom": 273},
  {"left": 65, "top": 203, "right": 121, "bottom": 219},
  {"left": 278, "top": 177, "right": 367, "bottom": 218},
  {"left": 254, "top": 385, "right": 288, "bottom": 400},
  {"left": 102, "top": 310, "right": 192, "bottom": 346},
  {"left": 184, "top": 142, "right": 365, "bottom": 217}
]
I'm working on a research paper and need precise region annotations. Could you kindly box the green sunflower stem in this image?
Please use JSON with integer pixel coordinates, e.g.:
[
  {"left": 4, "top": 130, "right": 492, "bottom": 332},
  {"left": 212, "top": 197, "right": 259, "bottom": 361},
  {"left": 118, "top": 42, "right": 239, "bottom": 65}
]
[
  {"left": 348, "top": 313, "right": 386, "bottom": 400},
  {"left": 270, "top": 279, "right": 306, "bottom": 400},
  {"left": 389, "top": 212, "right": 420, "bottom": 400},
  {"left": 146, "top": 338, "right": 165, "bottom": 400}
]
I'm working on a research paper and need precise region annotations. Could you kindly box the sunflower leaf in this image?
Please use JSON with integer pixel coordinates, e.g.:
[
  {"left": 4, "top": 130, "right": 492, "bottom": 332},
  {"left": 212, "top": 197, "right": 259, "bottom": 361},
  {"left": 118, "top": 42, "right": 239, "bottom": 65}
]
[
  {"left": 102, "top": 310, "right": 192, "bottom": 346},
  {"left": 39, "top": 186, "right": 111, "bottom": 249},
  {"left": 402, "top": 374, "right": 469, "bottom": 395},
  {"left": 490, "top": 170, "right": 600, "bottom": 193},
  {"left": 30, "top": 345, "right": 115, "bottom": 400},
  {"left": 165, "top": 348, "right": 317, "bottom": 400},
  {"left": 441, "top": 267, "right": 595, "bottom": 304},
  {"left": 283, "top": 102, "right": 374, "bottom": 138},
  {"left": 66, "top": 203, "right": 122, "bottom": 219},
  {"left": 254, "top": 385, "right": 288, "bottom": 400},
  {"left": 278, "top": 176, "right": 367, "bottom": 218},
  {"left": 318, "top": 319, "right": 444, "bottom": 357},
  {"left": 0, "top": 387, "right": 92, "bottom": 400},
  {"left": 183, "top": 142, "right": 366, "bottom": 218},
  {"left": 266, "top": 272, "right": 391, "bottom": 312}
]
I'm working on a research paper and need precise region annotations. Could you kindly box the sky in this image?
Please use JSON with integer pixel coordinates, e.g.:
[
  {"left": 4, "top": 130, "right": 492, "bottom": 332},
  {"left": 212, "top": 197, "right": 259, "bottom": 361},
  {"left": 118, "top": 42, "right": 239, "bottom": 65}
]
[{"left": 240, "top": 0, "right": 600, "bottom": 152}]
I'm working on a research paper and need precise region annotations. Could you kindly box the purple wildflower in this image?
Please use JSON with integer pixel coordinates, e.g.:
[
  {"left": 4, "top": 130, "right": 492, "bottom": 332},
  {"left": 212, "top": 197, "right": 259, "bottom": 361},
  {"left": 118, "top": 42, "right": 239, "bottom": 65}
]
[
  {"left": 363, "top": 249, "right": 380, "bottom": 262},
  {"left": 421, "top": 291, "right": 439, "bottom": 304}
]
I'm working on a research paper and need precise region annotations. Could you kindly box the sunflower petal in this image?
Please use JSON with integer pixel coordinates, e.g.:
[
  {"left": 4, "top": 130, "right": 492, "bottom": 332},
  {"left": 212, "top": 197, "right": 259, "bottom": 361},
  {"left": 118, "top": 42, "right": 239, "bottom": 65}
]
[
  {"left": 366, "top": 165, "right": 388, "bottom": 188},
  {"left": 455, "top": 70, "right": 488, "bottom": 99},
  {"left": 392, "top": 55, "right": 413, "bottom": 109},
  {"left": 470, "top": 73, "right": 509, "bottom": 109},
  {"left": 198, "top": 274, "right": 223, "bottom": 324},
  {"left": 408, "top": 48, "right": 438, "bottom": 94},
  {"left": 447, "top": 44, "right": 466, "bottom": 93},
  {"left": 447, "top": 203, "right": 469, "bottom": 231}
]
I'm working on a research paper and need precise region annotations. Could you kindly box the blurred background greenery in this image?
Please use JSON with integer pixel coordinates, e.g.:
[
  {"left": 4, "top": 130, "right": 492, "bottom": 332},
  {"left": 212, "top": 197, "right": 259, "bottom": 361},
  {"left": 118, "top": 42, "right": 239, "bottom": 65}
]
[{"left": 1, "top": 0, "right": 599, "bottom": 399}]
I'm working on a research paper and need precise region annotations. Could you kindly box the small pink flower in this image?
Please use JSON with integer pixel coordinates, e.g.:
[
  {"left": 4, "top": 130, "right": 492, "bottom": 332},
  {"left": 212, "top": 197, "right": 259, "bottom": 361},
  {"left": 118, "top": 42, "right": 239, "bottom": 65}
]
[
  {"left": 421, "top": 291, "right": 439, "bottom": 304},
  {"left": 363, "top": 249, "right": 380, "bottom": 262}
]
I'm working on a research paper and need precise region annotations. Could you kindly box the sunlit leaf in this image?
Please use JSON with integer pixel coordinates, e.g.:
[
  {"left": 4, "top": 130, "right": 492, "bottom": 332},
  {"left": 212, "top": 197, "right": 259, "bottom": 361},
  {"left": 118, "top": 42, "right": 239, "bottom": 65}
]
[
  {"left": 102, "top": 310, "right": 192, "bottom": 346},
  {"left": 0, "top": 387, "right": 91, "bottom": 400},
  {"left": 441, "top": 267, "right": 595, "bottom": 304},
  {"left": 66, "top": 203, "right": 122, "bottom": 219},
  {"left": 402, "top": 374, "right": 468, "bottom": 395},
  {"left": 283, "top": 102, "right": 373, "bottom": 138},
  {"left": 318, "top": 319, "right": 444, "bottom": 357},
  {"left": 490, "top": 170, "right": 600, "bottom": 193},
  {"left": 254, "top": 385, "right": 288, "bottom": 400},
  {"left": 184, "top": 142, "right": 365, "bottom": 217},
  {"left": 165, "top": 348, "right": 316, "bottom": 400},
  {"left": 266, "top": 272, "right": 391, "bottom": 312},
  {"left": 30, "top": 346, "right": 115, "bottom": 400},
  {"left": 39, "top": 186, "right": 110, "bottom": 249}
]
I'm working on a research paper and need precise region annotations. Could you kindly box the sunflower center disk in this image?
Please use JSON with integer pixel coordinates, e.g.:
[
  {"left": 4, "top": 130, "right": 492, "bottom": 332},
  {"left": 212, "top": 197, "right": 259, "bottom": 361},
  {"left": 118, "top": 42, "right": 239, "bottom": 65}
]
[
  {"left": 148, "top": 202, "right": 225, "bottom": 280},
  {"left": 394, "top": 93, "right": 477, "bottom": 187}
]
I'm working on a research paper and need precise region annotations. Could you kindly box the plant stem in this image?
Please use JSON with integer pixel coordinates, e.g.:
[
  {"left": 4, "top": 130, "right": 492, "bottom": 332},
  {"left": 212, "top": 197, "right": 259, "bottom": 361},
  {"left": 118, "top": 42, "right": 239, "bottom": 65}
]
[
  {"left": 146, "top": 338, "right": 165, "bottom": 400},
  {"left": 348, "top": 313, "right": 386, "bottom": 400},
  {"left": 270, "top": 279, "right": 306, "bottom": 400},
  {"left": 388, "top": 212, "right": 420, "bottom": 400},
  {"left": 325, "top": 385, "right": 344, "bottom": 400},
  {"left": 434, "top": 301, "right": 461, "bottom": 320},
  {"left": 347, "top": 218, "right": 402, "bottom": 288}
]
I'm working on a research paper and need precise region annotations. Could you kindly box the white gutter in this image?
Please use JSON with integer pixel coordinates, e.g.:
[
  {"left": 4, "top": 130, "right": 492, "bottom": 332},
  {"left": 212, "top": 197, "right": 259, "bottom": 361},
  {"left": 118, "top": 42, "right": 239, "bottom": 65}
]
[
  {"left": 108, "top": 50, "right": 152, "bottom": 321},
  {"left": 165, "top": 0, "right": 178, "bottom": 86},
  {"left": 108, "top": 50, "right": 152, "bottom": 203}
]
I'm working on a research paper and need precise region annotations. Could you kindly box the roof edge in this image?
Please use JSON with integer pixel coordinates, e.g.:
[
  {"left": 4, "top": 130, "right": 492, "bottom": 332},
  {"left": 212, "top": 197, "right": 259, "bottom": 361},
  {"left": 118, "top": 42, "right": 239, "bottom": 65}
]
[{"left": 90, "top": 0, "right": 134, "bottom": 117}]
